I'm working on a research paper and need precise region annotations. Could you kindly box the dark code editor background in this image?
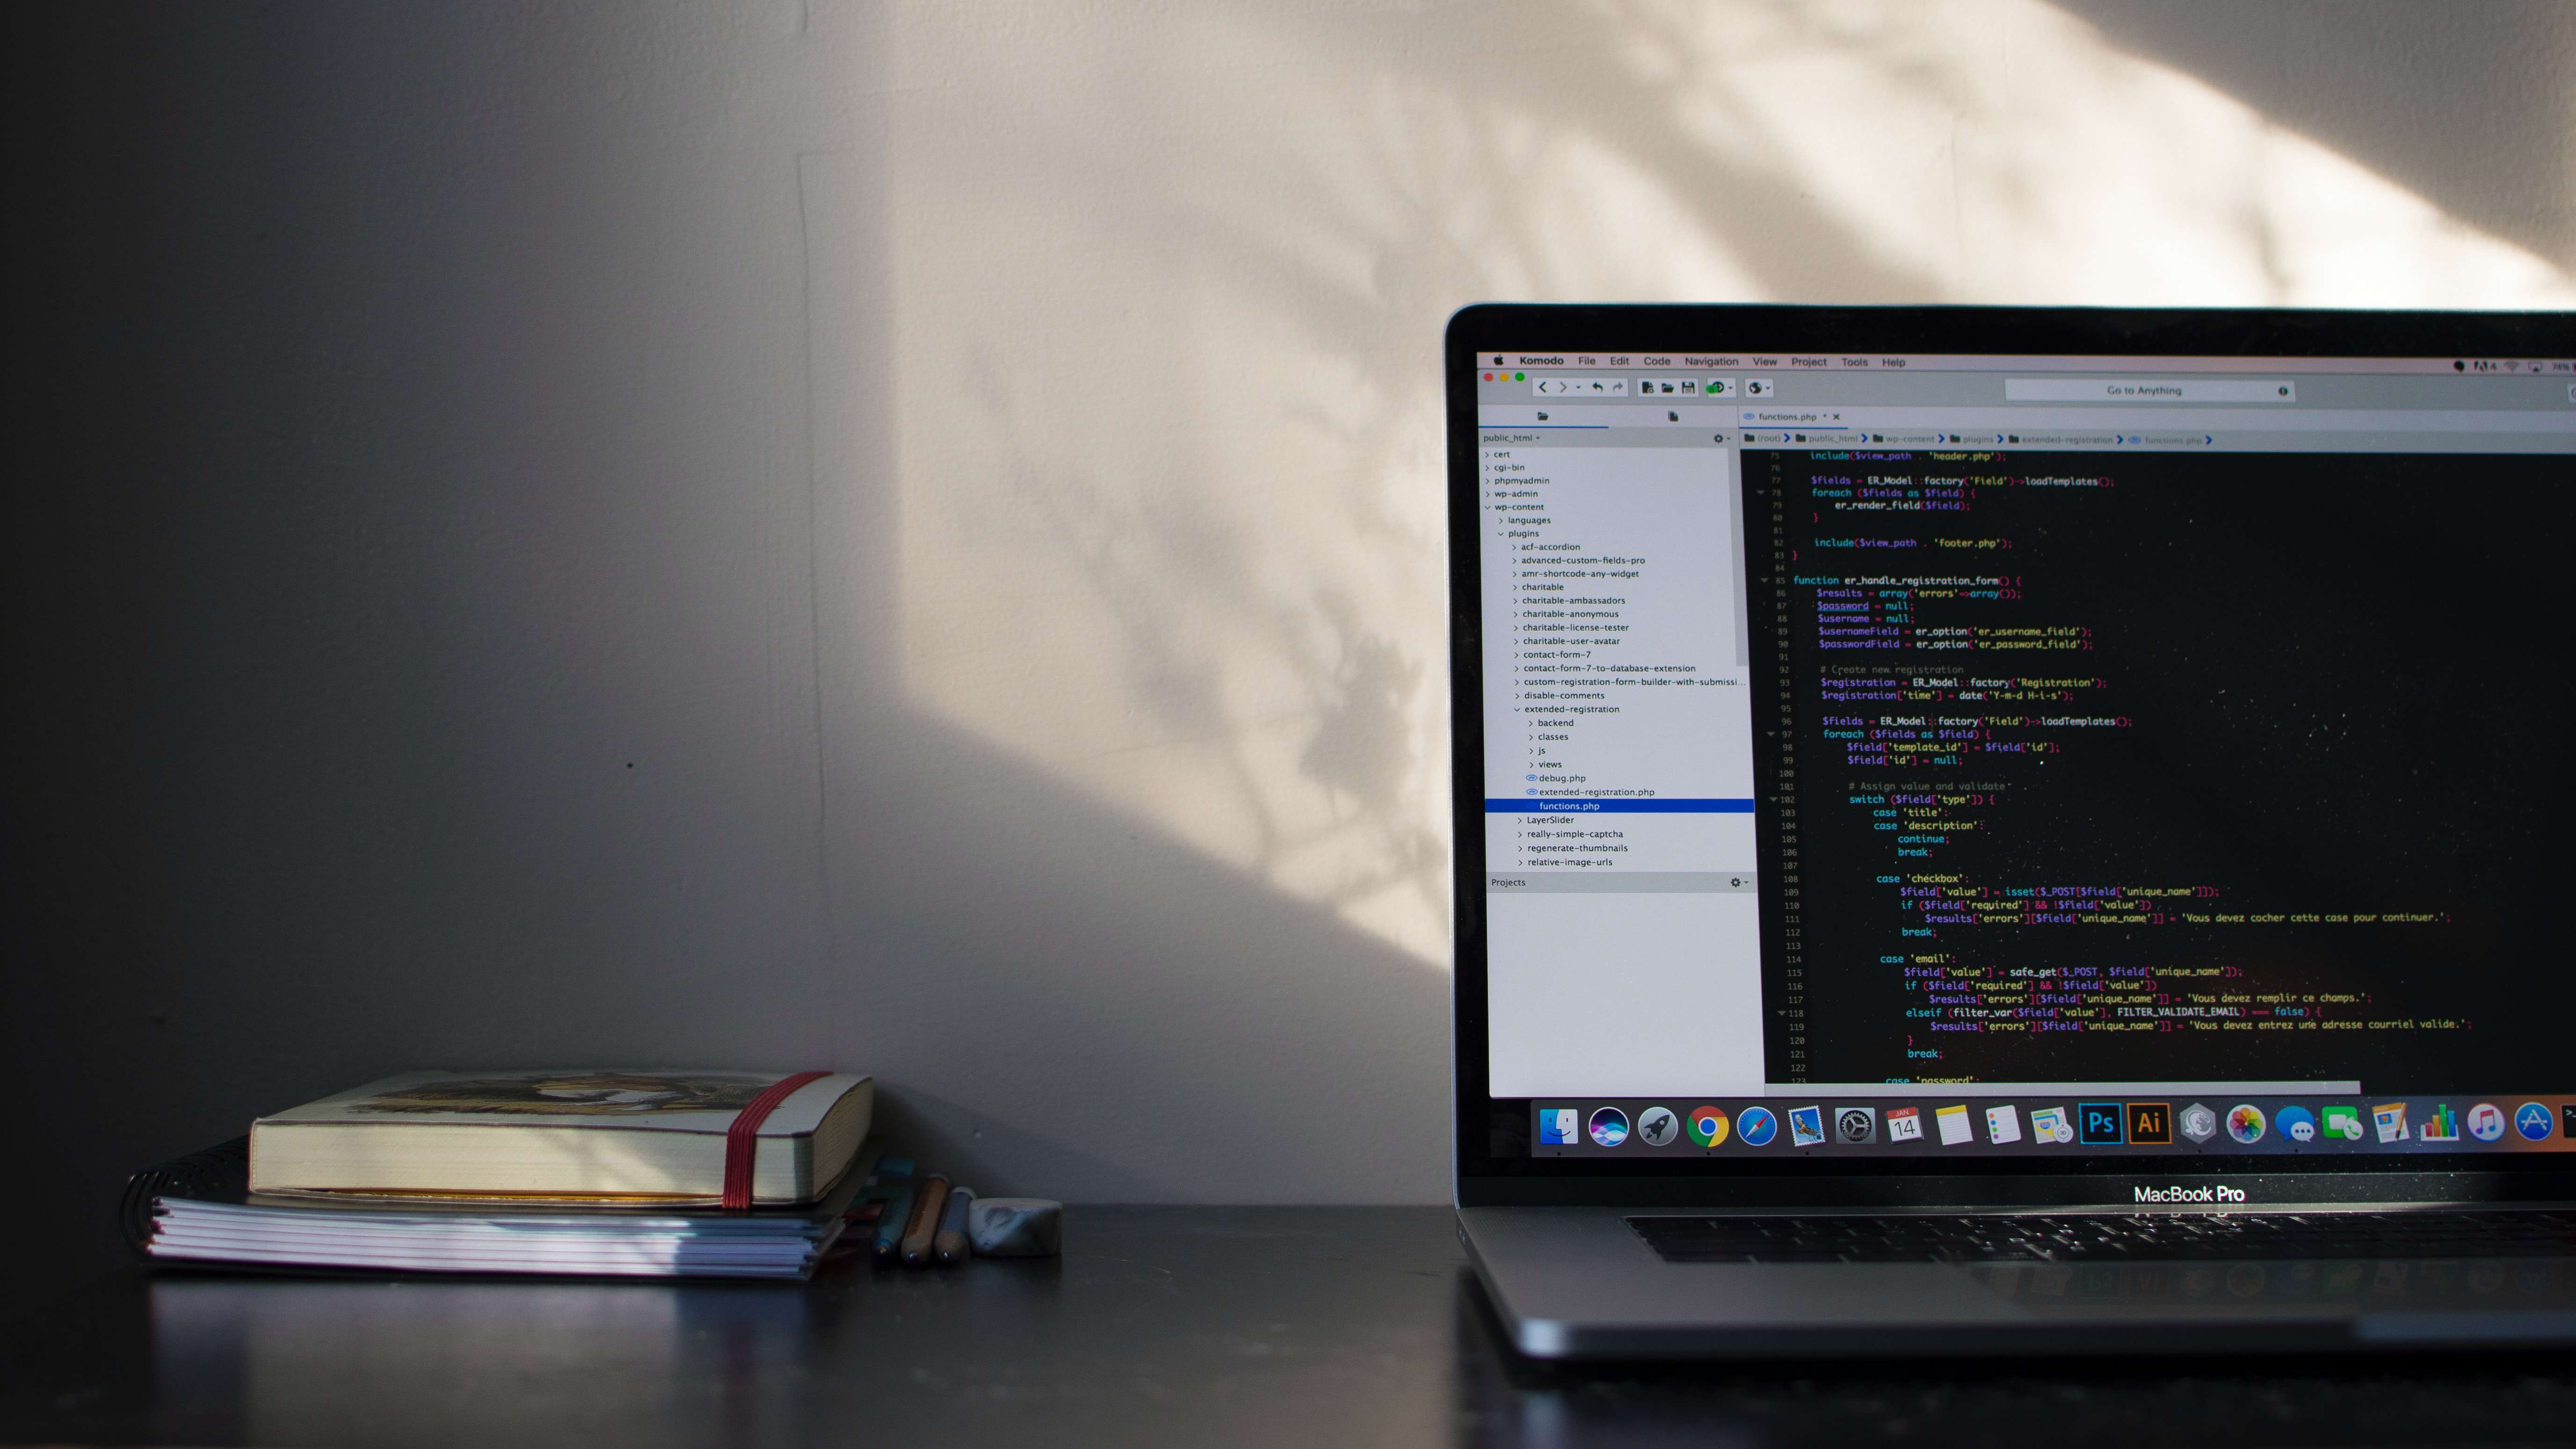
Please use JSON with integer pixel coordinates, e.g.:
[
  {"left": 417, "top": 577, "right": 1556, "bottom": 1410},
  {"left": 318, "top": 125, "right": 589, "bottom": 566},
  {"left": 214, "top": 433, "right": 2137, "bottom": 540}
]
[{"left": 1746, "top": 448, "right": 2574, "bottom": 1090}]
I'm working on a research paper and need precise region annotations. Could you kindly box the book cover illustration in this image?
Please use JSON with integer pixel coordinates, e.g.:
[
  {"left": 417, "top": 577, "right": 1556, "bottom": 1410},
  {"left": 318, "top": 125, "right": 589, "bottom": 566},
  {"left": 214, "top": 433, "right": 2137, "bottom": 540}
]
[
  {"left": 344, "top": 1072, "right": 779, "bottom": 1117},
  {"left": 261, "top": 1070, "right": 856, "bottom": 1135}
]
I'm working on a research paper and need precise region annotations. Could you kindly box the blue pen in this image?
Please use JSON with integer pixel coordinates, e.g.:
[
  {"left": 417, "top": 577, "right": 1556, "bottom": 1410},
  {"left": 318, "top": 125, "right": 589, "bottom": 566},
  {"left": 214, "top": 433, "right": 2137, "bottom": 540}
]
[{"left": 868, "top": 1157, "right": 917, "bottom": 1262}]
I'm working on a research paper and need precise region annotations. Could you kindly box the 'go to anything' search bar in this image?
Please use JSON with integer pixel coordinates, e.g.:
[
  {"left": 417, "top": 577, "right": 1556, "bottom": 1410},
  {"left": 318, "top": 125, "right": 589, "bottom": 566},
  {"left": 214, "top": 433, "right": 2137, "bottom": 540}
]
[{"left": 2005, "top": 378, "right": 2296, "bottom": 403}]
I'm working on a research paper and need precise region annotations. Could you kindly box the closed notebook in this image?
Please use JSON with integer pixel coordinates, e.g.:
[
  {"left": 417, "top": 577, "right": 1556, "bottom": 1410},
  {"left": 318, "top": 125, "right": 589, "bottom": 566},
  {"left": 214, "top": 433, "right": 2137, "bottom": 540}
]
[
  {"left": 125, "top": 1136, "right": 887, "bottom": 1280},
  {"left": 248, "top": 1069, "right": 872, "bottom": 1204}
]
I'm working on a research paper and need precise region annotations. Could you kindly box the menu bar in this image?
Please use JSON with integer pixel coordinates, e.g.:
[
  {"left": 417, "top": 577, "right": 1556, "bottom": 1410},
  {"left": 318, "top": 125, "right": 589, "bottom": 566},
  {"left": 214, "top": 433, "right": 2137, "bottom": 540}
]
[{"left": 1479, "top": 353, "right": 2575, "bottom": 377}]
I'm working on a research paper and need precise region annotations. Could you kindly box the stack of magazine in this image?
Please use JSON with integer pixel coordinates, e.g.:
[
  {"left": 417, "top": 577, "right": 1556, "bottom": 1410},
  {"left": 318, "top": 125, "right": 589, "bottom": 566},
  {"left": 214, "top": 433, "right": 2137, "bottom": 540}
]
[{"left": 124, "top": 1070, "right": 877, "bottom": 1281}]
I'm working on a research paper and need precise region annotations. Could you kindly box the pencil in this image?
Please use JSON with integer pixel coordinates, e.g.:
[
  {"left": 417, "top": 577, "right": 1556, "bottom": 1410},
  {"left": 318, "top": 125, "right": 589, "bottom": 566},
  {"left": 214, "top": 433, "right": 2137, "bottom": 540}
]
[
  {"left": 932, "top": 1186, "right": 975, "bottom": 1266},
  {"left": 900, "top": 1174, "right": 950, "bottom": 1268}
]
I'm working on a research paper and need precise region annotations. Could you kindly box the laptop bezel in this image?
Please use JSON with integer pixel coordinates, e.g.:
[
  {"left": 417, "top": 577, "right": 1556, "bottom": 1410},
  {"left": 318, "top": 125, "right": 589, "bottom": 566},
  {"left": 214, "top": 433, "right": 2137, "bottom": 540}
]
[{"left": 1446, "top": 302, "right": 2576, "bottom": 1210}]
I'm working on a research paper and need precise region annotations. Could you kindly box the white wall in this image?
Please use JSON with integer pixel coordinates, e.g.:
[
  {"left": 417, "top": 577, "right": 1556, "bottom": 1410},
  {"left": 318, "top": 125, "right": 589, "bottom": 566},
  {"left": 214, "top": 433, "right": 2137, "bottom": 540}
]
[{"left": 9, "top": 0, "right": 2571, "bottom": 1297}]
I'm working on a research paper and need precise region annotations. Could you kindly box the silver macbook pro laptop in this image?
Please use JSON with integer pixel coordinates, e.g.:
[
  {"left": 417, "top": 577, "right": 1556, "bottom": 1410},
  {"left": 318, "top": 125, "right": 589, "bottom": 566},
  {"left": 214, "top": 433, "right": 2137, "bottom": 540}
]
[{"left": 1445, "top": 304, "right": 2576, "bottom": 1358}]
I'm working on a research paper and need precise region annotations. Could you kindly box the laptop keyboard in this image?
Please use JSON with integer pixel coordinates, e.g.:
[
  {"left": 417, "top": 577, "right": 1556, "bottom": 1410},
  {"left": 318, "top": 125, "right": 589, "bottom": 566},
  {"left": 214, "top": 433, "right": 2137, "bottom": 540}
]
[{"left": 1631, "top": 1210, "right": 2576, "bottom": 1264}]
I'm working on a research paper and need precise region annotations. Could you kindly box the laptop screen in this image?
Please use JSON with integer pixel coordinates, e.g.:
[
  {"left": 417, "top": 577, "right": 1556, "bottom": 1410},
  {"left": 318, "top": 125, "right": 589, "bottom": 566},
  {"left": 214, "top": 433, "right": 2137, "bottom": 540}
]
[{"left": 1453, "top": 313, "right": 2576, "bottom": 1181}]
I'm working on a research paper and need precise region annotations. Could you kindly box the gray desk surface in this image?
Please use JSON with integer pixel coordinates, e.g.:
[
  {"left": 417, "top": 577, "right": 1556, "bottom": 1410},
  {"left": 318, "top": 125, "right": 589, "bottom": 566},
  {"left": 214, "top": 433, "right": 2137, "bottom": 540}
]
[{"left": 7, "top": 1206, "right": 2576, "bottom": 1448}]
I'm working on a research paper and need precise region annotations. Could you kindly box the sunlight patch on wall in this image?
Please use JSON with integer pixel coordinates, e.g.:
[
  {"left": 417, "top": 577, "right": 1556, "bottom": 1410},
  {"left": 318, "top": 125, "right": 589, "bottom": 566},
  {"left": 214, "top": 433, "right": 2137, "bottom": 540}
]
[
  {"left": 879, "top": 0, "right": 2570, "bottom": 969},
  {"left": 1600, "top": 0, "right": 2573, "bottom": 305}
]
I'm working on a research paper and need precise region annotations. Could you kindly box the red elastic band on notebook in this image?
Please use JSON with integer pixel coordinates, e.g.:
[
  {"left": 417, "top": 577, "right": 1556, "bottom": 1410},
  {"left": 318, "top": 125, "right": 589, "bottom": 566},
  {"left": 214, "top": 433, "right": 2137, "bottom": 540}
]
[{"left": 722, "top": 1071, "right": 830, "bottom": 1210}]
